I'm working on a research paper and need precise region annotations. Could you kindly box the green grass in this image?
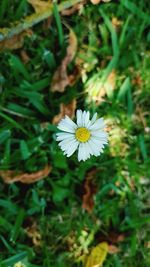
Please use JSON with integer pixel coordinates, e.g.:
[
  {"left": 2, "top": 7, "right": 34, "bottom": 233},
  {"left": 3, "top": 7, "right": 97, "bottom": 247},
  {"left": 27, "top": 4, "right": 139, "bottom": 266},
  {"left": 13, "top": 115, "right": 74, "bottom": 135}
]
[{"left": 0, "top": 0, "right": 150, "bottom": 266}]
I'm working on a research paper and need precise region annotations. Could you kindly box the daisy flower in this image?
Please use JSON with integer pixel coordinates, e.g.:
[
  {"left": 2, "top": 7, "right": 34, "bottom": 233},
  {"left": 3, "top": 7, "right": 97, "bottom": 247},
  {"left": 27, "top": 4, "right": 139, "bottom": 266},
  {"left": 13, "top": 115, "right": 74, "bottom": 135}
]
[{"left": 56, "top": 110, "right": 108, "bottom": 161}]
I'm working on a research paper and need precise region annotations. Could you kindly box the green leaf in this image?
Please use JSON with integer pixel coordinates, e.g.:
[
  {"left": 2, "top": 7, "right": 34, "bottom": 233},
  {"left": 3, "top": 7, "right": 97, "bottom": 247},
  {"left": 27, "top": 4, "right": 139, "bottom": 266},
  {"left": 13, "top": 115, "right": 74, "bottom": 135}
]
[
  {"left": 0, "top": 110, "right": 28, "bottom": 135},
  {"left": 120, "top": 0, "right": 150, "bottom": 22},
  {"left": 139, "top": 134, "right": 148, "bottom": 161},
  {"left": 52, "top": 185, "right": 70, "bottom": 202},
  {"left": 20, "top": 140, "right": 31, "bottom": 160},
  {"left": 0, "top": 129, "right": 11, "bottom": 144},
  {"left": 117, "top": 77, "right": 130, "bottom": 101},
  {"left": 43, "top": 50, "right": 56, "bottom": 69},
  {"left": 1, "top": 251, "right": 27, "bottom": 266},
  {"left": 119, "top": 15, "right": 132, "bottom": 46},
  {"left": 10, "top": 209, "right": 25, "bottom": 243},
  {"left": 99, "top": 9, "right": 119, "bottom": 57},
  {"left": 127, "top": 87, "right": 133, "bottom": 116},
  {"left": 20, "top": 77, "right": 50, "bottom": 91},
  {"left": 53, "top": 2, "right": 64, "bottom": 47},
  {"left": 9, "top": 55, "right": 31, "bottom": 81},
  {"left": 7, "top": 103, "right": 36, "bottom": 117},
  {"left": 0, "top": 199, "right": 18, "bottom": 214},
  {"left": 53, "top": 152, "right": 68, "bottom": 169}
]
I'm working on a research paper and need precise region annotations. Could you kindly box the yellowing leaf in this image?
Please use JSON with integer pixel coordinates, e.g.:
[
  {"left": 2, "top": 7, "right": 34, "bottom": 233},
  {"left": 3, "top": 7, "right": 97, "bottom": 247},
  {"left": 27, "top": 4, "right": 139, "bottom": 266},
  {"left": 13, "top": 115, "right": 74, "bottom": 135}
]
[
  {"left": 13, "top": 262, "right": 26, "bottom": 267},
  {"left": 25, "top": 221, "right": 42, "bottom": 247},
  {"left": 27, "top": 0, "right": 52, "bottom": 13},
  {"left": 85, "top": 242, "right": 108, "bottom": 267},
  {"left": 86, "top": 70, "right": 116, "bottom": 104}
]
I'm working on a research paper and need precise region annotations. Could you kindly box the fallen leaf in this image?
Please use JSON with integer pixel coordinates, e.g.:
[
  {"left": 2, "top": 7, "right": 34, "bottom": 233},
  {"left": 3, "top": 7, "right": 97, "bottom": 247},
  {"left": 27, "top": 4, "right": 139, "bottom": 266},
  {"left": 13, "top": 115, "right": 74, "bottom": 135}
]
[
  {"left": 0, "top": 165, "right": 51, "bottom": 184},
  {"left": 25, "top": 221, "right": 42, "bottom": 246},
  {"left": 52, "top": 99, "right": 76, "bottom": 124},
  {"left": 61, "top": 1, "right": 85, "bottom": 16},
  {"left": 51, "top": 29, "right": 77, "bottom": 92},
  {"left": 90, "top": 0, "right": 111, "bottom": 4},
  {"left": 85, "top": 242, "right": 108, "bottom": 267},
  {"left": 27, "top": 0, "right": 52, "bottom": 13},
  {"left": 20, "top": 50, "right": 31, "bottom": 64},
  {"left": 108, "top": 244, "right": 120, "bottom": 254},
  {"left": 90, "top": 0, "right": 101, "bottom": 4},
  {"left": 42, "top": 17, "right": 52, "bottom": 30},
  {"left": 82, "top": 168, "right": 97, "bottom": 213},
  {"left": 68, "top": 66, "right": 81, "bottom": 86},
  {"left": 132, "top": 74, "right": 143, "bottom": 87},
  {"left": 0, "top": 30, "right": 32, "bottom": 51},
  {"left": 144, "top": 241, "right": 150, "bottom": 248},
  {"left": 98, "top": 230, "right": 125, "bottom": 245}
]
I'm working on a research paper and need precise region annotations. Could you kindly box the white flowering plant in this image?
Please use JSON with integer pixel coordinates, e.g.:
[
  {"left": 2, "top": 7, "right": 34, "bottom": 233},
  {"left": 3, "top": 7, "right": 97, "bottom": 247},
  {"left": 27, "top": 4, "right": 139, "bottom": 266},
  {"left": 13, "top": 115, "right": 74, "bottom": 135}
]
[{"left": 56, "top": 110, "right": 108, "bottom": 161}]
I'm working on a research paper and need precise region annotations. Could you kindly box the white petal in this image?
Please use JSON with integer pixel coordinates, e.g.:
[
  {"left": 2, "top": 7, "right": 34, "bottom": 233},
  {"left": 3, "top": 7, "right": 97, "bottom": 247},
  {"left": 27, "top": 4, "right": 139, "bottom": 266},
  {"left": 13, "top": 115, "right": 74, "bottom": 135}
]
[
  {"left": 86, "top": 142, "right": 94, "bottom": 156},
  {"left": 58, "top": 137, "right": 76, "bottom": 150},
  {"left": 56, "top": 132, "right": 74, "bottom": 141},
  {"left": 86, "top": 112, "right": 97, "bottom": 128},
  {"left": 87, "top": 139, "right": 101, "bottom": 156},
  {"left": 91, "top": 112, "right": 97, "bottom": 124},
  {"left": 78, "top": 143, "right": 90, "bottom": 161},
  {"left": 57, "top": 120, "right": 76, "bottom": 133},
  {"left": 64, "top": 115, "right": 77, "bottom": 129},
  {"left": 89, "top": 118, "right": 105, "bottom": 131},
  {"left": 91, "top": 130, "right": 108, "bottom": 141},
  {"left": 78, "top": 143, "right": 84, "bottom": 161},
  {"left": 90, "top": 136, "right": 105, "bottom": 149},
  {"left": 76, "top": 109, "right": 82, "bottom": 127},
  {"left": 84, "top": 111, "right": 90, "bottom": 127},
  {"left": 84, "top": 142, "right": 91, "bottom": 159},
  {"left": 82, "top": 111, "right": 86, "bottom": 126},
  {"left": 66, "top": 140, "right": 79, "bottom": 157}
]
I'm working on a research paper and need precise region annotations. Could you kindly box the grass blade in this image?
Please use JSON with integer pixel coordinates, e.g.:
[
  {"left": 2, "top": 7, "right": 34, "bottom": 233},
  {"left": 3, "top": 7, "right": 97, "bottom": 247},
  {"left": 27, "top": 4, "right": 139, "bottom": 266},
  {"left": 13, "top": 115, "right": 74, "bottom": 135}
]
[
  {"left": 10, "top": 209, "right": 25, "bottom": 243},
  {"left": 120, "top": 0, "right": 150, "bottom": 22},
  {"left": 139, "top": 134, "right": 148, "bottom": 161},
  {"left": 53, "top": 2, "right": 64, "bottom": 47},
  {"left": 117, "top": 77, "right": 130, "bottom": 101}
]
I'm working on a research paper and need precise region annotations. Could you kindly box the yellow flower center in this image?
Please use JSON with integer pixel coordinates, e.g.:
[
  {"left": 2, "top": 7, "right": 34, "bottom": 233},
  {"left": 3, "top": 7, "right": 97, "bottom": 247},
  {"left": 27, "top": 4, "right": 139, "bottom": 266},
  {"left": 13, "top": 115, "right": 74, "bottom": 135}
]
[{"left": 75, "top": 127, "right": 91, "bottom": 142}]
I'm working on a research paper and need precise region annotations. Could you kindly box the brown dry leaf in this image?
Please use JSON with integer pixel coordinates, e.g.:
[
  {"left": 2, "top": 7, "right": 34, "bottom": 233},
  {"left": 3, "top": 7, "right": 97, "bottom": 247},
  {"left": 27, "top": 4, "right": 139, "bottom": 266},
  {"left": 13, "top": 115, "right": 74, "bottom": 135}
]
[
  {"left": 144, "top": 241, "right": 150, "bottom": 248},
  {"left": 82, "top": 168, "right": 97, "bottom": 213},
  {"left": 134, "top": 105, "right": 148, "bottom": 131},
  {"left": 52, "top": 99, "right": 76, "bottom": 124},
  {"left": 20, "top": 50, "right": 31, "bottom": 64},
  {"left": 132, "top": 75, "right": 143, "bottom": 87},
  {"left": 90, "top": 0, "right": 111, "bottom": 4},
  {"left": 0, "top": 165, "right": 51, "bottom": 184},
  {"left": 61, "top": 1, "right": 85, "bottom": 16},
  {"left": 108, "top": 245, "right": 120, "bottom": 254},
  {"left": 25, "top": 222, "right": 42, "bottom": 247},
  {"left": 51, "top": 29, "right": 77, "bottom": 93},
  {"left": 27, "top": 0, "right": 52, "bottom": 13},
  {"left": 68, "top": 65, "right": 81, "bottom": 86},
  {"left": 43, "top": 17, "right": 52, "bottom": 30},
  {"left": 90, "top": 0, "right": 101, "bottom": 4},
  {"left": 0, "top": 30, "right": 32, "bottom": 51}
]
